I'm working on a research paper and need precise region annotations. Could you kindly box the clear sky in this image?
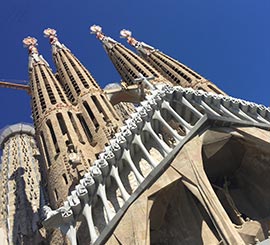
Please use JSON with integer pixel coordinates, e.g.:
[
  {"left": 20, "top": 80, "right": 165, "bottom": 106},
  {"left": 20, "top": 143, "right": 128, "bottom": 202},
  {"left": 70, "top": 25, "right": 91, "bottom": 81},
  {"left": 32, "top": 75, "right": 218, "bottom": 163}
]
[{"left": 0, "top": 0, "right": 269, "bottom": 130}]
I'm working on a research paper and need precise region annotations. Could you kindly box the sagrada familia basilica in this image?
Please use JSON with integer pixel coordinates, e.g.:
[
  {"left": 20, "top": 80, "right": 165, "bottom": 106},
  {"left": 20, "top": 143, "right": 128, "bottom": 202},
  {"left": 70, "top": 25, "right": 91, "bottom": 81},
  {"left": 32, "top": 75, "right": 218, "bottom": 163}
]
[{"left": 0, "top": 25, "right": 270, "bottom": 245}]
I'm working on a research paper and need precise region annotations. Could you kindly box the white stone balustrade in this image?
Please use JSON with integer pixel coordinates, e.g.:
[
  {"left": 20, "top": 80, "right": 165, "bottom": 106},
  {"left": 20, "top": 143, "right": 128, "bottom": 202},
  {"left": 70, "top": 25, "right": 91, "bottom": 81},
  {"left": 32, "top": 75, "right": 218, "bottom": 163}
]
[{"left": 42, "top": 84, "right": 270, "bottom": 245}]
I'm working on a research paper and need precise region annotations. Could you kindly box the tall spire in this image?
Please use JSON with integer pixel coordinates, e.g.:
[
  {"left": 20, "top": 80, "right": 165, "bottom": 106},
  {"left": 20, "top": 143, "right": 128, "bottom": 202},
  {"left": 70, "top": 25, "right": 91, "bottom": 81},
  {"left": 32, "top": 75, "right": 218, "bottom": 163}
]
[
  {"left": 44, "top": 28, "right": 101, "bottom": 104},
  {"left": 23, "top": 36, "right": 98, "bottom": 208},
  {"left": 44, "top": 28, "right": 122, "bottom": 151},
  {"left": 23, "top": 36, "right": 67, "bottom": 125},
  {"left": 90, "top": 25, "right": 172, "bottom": 88},
  {"left": 120, "top": 29, "right": 226, "bottom": 94},
  {"left": 23, "top": 36, "right": 50, "bottom": 70}
]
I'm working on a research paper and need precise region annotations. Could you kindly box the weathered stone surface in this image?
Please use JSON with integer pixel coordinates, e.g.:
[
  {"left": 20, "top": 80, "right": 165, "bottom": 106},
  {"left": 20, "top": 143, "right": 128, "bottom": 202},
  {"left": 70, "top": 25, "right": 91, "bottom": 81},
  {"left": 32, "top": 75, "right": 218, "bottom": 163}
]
[
  {"left": 105, "top": 126, "right": 270, "bottom": 244},
  {"left": 0, "top": 124, "right": 46, "bottom": 244},
  {"left": 3, "top": 31, "right": 270, "bottom": 245}
]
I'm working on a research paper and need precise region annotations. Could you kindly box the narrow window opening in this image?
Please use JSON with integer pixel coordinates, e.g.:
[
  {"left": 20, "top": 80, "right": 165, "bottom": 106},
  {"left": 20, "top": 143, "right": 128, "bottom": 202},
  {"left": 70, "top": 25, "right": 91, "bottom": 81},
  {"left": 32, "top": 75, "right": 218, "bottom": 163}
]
[
  {"left": 40, "top": 131, "right": 51, "bottom": 167},
  {"left": 68, "top": 112, "right": 85, "bottom": 144},
  {"left": 56, "top": 113, "right": 73, "bottom": 147},
  {"left": 57, "top": 113, "right": 68, "bottom": 134},
  {"left": 92, "top": 96, "right": 109, "bottom": 123},
  {"left": 77, "top": 113, "right": 94, "bottom": 145},
  {"left": 62, "top": 173, "right": 68, "bottom": 185},
  {"left": 83, "top": 101, "right": 100, "bottom": 129},
  {"left": 46, "top": 120, "right": 60, "bottom": 154}
]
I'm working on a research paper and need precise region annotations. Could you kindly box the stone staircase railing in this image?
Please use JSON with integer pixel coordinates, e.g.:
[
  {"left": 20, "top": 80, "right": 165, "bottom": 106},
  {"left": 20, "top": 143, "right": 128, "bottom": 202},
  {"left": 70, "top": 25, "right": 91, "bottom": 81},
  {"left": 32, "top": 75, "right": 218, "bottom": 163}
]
[{"left": 42, "top": 85, "right": 270, "bottom": 245}]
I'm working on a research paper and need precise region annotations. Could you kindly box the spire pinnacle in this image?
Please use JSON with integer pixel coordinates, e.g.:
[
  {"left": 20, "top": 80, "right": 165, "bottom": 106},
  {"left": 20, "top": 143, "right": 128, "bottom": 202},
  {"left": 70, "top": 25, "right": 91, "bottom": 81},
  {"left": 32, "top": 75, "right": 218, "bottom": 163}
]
[
  {"left": 90, "top": 25, "right": 105, "bottom": 40},
  {"left": 90, "top": 25, "right": 117, "bottom": 49},
  {"left": 23, "top": 36, "right": 39, "bottom": 54},
  {"left": 44, "top": 28, "right": 65, "bottom": 51},
  {"left": 119, "top": 29, "right": 154, "bottom": 55},
  {"left": 44, "top": 28, "right": 58, "bottom": 43},
  {"left": 120, "top": 29, "right": 139, "bottom": 47},
  {"left": 23, "top": 36, "right": 49, "bottom": 68}
]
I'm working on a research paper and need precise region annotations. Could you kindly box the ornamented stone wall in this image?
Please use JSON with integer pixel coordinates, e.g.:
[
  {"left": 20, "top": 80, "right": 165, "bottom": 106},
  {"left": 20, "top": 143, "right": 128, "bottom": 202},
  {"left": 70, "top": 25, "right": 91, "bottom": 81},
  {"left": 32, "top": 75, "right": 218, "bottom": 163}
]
[
  {"left": 0, "top": 123, "right": 45, "bottom": 244},
  {"left": 42, "top": 85, "right": 270, "bottom": 244}
]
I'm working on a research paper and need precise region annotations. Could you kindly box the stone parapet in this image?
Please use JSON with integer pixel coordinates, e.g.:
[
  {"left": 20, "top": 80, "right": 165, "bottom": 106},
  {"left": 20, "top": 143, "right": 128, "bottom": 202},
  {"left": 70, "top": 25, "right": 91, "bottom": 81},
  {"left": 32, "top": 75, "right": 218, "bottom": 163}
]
[{"left": 0, "top": 123, "right": 35, "bottom": 149}]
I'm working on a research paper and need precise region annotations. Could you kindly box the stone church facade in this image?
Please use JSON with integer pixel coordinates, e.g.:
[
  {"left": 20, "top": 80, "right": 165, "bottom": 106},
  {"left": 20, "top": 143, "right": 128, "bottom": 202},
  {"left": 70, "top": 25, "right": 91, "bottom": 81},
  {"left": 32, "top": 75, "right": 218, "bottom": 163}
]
[{"left": 0, "top": 26, "right": 269, "bottom": 245}]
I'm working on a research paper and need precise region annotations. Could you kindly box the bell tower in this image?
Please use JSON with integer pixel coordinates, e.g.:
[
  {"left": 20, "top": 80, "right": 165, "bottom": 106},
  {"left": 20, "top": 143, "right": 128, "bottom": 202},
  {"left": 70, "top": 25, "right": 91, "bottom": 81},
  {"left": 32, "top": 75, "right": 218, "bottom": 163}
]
[
  {"left": 120, "top": 29, "right": 225, "bottom": 94},
  {"left": 23, "top": 37, "right": 93, "bottom": 208},
  {"left": 90, "top": 25, "right": 172, "bottom": 88},
  {"left": 44, "top": 28, "right": 122, "bottom": 147}
]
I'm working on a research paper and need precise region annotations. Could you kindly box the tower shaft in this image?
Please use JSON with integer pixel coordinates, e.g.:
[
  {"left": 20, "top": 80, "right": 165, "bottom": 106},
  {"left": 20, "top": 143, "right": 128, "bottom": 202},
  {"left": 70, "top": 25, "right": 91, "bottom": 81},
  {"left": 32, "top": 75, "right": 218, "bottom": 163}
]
[
  {"left": 45, "top": 29, "right": 122, "bottom": 151},
  {"left": 0, "top": 124, "right": 43, "bottom": 244},
  {"left": 24, "top": 37, "right": 99, "bottom": 208},
  {"left": 120, "top": 29, "right": 226, "bottom": 94},
  {"left": 140, "top": 47, "right": 225, "bottom": 94},
  {"left": 90, "top": 25, "right": 172, "bottom": 89}
]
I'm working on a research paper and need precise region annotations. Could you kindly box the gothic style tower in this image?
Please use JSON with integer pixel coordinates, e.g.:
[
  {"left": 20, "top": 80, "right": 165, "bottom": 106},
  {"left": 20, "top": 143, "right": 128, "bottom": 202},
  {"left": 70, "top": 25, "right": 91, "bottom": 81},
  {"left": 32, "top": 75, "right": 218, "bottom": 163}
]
[
  {"left": 23, "top": 37, "right": 94, "bottom": 209},
  {"left": 90, "top": 25, "right": 172, "bottom": 89},
  {"left": 0, "top": 123, "right": 43, "bottom": 245},
  {"left": 120, "top": 29, "right": 225, "bottom": 94},
  {"left": 44, "top": 28, "right": 122, "bottom": 146},
  {"left": 1, "top": 26, "right": 268, "bottom": 245}
]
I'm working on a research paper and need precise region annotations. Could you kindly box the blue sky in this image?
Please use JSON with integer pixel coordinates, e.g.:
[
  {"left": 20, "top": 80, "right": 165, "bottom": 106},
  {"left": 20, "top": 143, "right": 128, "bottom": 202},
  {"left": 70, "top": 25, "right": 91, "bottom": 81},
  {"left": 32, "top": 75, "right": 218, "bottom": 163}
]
[{"left": 0, "top": 0, "right": 269, "bottom": 130}]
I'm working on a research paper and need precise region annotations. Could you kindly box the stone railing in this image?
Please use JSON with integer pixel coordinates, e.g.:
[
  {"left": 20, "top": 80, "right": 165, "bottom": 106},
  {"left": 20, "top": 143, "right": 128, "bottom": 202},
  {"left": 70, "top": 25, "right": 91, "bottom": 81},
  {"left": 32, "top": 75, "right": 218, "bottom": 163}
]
[{"left": 42, "top": 85, "right": 270, "bottom": 245}]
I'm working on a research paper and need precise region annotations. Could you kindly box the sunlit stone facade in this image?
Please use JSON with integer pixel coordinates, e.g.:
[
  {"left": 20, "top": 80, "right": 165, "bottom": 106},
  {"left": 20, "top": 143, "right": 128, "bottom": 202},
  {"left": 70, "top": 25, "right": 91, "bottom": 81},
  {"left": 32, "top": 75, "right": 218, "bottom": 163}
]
[
  {"left": 0, "top": 123, "right": 44, "bottom": 244},
  {"left": 0, "top": 26, "right": 270, "bottom": 245}
]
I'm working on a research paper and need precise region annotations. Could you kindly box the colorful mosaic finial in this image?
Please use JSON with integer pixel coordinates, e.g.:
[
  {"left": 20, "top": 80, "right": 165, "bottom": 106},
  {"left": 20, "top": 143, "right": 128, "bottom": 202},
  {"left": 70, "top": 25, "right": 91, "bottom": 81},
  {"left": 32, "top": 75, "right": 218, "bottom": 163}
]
[
  {"left": 23, "top": 36, "right": 38, "bottom": 54},
  {"left": 90, "top": 25, "right": 105, "bottom": 40},
  {"left": 120, "top": 29, "right": 138, "bottom": 47}
]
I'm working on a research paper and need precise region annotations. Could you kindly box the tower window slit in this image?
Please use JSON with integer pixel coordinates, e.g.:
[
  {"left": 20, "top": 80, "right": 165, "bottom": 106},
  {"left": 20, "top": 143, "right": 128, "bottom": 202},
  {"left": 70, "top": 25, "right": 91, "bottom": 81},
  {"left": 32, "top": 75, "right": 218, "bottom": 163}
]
[
  {"left": 56, "top": 113, "right": 73, "bottom": 147},
  {"left": 46, "top": 120, "right": 60, "bottom": 154},
  {"left": 120, "top": 47, "right": 158, "bottom": 77},
  {"left": 40, "top": 131, "right": 51, "bottom": 167},
  {"left": 77, "top": 71, "right": 89, "bottom": 89},
  {"left": 49, "top": 72, "right": 66, "bottom": 103},
  {"left": 91, "top": 96, "right": 109, "bottom": 123},
  {"left": 62, "top": 173, "right": 68, "bottom": 185},
  {"left": 77, "top": 113, "right": 94, "bottom": 145},
  {"left": 64, "top": 83, "right": 75, "bottom": 102},
  {"left": 156, "top": 52, "right": 199, "bottom": 80},
  {"left": 68, "top": 112, "right": 85, "bottom": 144},
  {"left": 115, "top": 55, "right": 134, "bottom": 81},
  {"left": 54, "top": 82, "right": 66, "bottom": 103},
  {"left": 83, "top": 101, "right": 100, "bottom": 129},
  {"left": 40, "top": 68, "right": 57, "bottom": 105},
  {"left": 67, "top": 56, "right": 90, "bottom": 89},
  {"left": 70, "top": 76, "right": 81, "bottom": 95},
  {"left": 34, "top": 73, "right": 46, "bottom": 112},
  {"left": 63, "top": 61, "right": 81, "bottom": 95},
  {"left": 140, "top": 60, "right": 158, "bottom": 77}
]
